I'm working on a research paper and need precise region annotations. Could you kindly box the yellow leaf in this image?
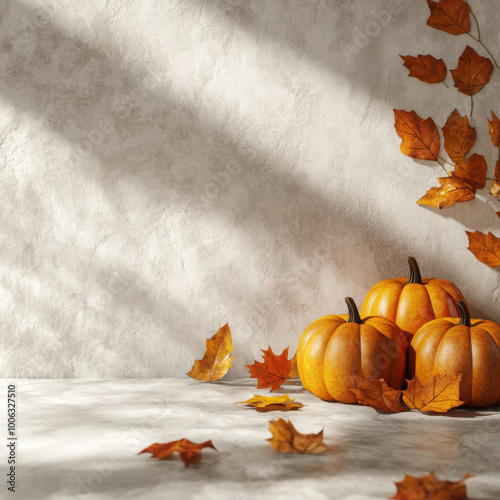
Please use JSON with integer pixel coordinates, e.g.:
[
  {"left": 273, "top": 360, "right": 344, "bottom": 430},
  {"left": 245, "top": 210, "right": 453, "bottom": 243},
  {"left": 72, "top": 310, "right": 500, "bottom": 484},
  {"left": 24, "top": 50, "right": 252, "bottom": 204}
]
[
  {"left": 403, "top": 374, "right": 464, "bottom": 412},
  {"left": 235, "top": 394, "right": 303, "bottom": 412},
  {"left": 187, "top": 324, "right": 235, "bottom": 381}
]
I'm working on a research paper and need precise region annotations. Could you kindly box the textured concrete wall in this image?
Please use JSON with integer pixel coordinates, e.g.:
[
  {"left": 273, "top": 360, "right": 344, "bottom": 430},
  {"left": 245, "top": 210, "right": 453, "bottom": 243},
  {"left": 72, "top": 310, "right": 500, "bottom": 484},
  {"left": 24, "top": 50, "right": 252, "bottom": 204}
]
[{"left": 1, "top": 0, "right": 499, "bottom": 377}]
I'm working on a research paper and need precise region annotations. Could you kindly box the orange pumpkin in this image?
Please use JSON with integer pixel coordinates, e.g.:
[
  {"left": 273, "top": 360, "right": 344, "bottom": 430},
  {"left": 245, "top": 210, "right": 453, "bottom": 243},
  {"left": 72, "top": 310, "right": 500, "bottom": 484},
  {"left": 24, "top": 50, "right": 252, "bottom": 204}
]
[
  {"left": 361, "top": 256, "right": 468, "bottom": 342},
  {"left": 408, "top": 302, "right": 500, "bottom": 408},
  {"left": 297, "top": 298, "right": 407, "bottom": 403}
]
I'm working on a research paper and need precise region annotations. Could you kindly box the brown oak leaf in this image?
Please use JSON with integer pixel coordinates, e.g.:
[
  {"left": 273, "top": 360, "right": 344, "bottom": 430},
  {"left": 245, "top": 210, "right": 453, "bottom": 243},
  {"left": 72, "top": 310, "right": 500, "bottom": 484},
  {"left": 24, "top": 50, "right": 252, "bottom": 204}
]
[
  {"left": 267, "top": 419, "right": 327, "bottom": 454},
  {"left": 426, "top": 0, "right": 471, "bottom": 35},
  {"left": 187, "top": 324, "right": 235, "bottom": 381},
  {"left": 417, "top": 176, "right": 475, "bottom": 208},
  {"left": 392, "top": 471, "right": 472, "bottom": 500},
  {"left": 139, "top": 439, "right": 216, "bottom": 467},
  {"left": 246, "top": 346, "right": 292, "bottom": 390},
  {"left": 488, "top": 111, "right": 500, "bottom": 147},
  {"left": 401, "top": 54, "right": 447, "bottom": 84},
  {"left": 451, "top": 46, "right": 493, "bottom": 96},
  {"left": 235, "top": 394, "right": 303, "bottom": 412},
  {"left": 394, "top": 110, "right": 440, "bottom": 161},
  {"left": 442, "top": 109, "right": 476, "bottom": 165},
  {"left": 350, "top": 376, "right": 406, "bottom": 413},
  {"left": 466, "top": 230, "right": 500, "bottom": 266},
  {"left": 403, "top": 374, "right": 464, "bottom": 412},
  {"left": 453, "top": 154, "right": 487, "bottom": 190}
]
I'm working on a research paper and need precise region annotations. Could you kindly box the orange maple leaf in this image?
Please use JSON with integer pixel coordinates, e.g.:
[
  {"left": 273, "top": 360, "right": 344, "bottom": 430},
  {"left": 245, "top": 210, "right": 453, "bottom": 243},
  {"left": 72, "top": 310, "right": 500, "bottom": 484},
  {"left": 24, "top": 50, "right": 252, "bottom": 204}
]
[
  {"left": 267, "top": 419, "right": 328, "bottom": 454},
  {"left": 426, "top": 0, "right": 471, "bottom": 35},
  {"left": 466, "top": 230, "right": 500, "bottom": 266},
  {"left": 392, "top": 471, "right": 472, "bottom": 500},
  {"left": 394, "top": 110, "right": 440, "bottom": 161},
  {"left": 187, "top": 324, "right": 235, "bottom": 381},
  {"left": 453, "top": 154, "right": 487, "bottom": 190},
  {"left": 401, "top": 54, "right": 447, "bottom": 84},
  {"left": 417, "top": 176, "right": 475, "bottom": 208},
  {"left": 488, "top": 111, "right": 500, "bottom": 147},
  {"left": 451, "top": 46, "right": 493, "bottom": 96},
  {"left": 246, "top": 346, "right": 292, "bottom": 390},
  {"left": 403, "top": 374, "right": 464, "bottom": 412},
  {"left": 442, "top": 109, "right": 476, "bottom": 165},
  {"left": 350, "top": 376, "right": 406, "bottom": 413},
  {"left": 139, "top": 439, "right": 217, "bottom": 467}
]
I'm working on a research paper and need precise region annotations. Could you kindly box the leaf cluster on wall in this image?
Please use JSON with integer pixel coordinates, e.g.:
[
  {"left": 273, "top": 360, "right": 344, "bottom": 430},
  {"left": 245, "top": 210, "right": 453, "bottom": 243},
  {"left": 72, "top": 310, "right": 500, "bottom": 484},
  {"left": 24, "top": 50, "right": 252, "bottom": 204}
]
[{"left": 394, "top": 0, "right": 500, "bottom": 266}]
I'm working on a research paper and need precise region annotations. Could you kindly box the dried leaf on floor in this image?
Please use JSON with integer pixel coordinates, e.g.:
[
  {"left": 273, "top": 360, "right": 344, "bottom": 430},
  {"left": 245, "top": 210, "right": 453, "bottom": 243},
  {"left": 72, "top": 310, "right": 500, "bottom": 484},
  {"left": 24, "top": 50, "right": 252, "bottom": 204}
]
[
  {"left": 139, "top": 439, "right": 216, "bottom": 467},
  {"left": 350, "top": 375, "right": 406, "bottom": 413},
  {"left": 235, "top": 394, "right": 303, "bottom": 412},
  {"left": 392, "top": 471, "right": 472, "bottom": 499},
  {"left": 267, "top": 419, "right": 327, "bottom": 454},
  {"left": 403, "top": 374, "right": 464, "bottom": 412},
  {"left": 187, "top": 324, "right": 235, "bottom": 381}
]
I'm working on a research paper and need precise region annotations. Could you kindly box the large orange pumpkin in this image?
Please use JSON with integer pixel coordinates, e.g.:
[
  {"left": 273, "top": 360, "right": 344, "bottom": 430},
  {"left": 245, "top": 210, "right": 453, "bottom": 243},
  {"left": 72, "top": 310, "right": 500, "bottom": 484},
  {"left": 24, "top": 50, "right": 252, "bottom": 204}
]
[
  {"left": 408, "top": 302, "right": 500, "bottom": 408},
  {"left": 361, "top": 256, "right": 468, "bottom": 341},
  {"left": 297, "top": 298, "right": 407, "bottom": 403}
]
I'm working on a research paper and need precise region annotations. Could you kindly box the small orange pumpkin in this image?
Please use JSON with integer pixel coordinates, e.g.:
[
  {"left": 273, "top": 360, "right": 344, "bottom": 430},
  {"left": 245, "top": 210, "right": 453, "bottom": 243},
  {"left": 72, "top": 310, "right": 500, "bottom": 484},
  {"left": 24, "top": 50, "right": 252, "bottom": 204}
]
[
  {"left": 409, "top": 302, "right": 500, "bottom": 408},
  {"left": 361, "top": 256, "right": 468, "bottom": 341},
  {"left": 297, "top": 297, "right": 407, "bottom": 403}
]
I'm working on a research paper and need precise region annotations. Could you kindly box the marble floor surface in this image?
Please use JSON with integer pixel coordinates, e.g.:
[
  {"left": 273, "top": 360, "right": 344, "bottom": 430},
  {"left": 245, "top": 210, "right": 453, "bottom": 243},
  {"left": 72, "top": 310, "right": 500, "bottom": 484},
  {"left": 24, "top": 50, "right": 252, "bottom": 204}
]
[{"left": 2, "top": 378, "right": 500, "bottom": 500}]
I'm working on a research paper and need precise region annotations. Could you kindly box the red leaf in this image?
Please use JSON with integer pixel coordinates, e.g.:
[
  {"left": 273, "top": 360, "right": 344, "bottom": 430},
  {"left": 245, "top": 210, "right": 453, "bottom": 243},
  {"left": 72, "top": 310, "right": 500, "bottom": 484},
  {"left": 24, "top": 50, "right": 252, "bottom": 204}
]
[
  {"left": 426, "top": 0, "right": 471, "bottom": 35},
  {"left": 401, "top": 54, "right": 447, "bottom": 84},
  {"left": 394, "top": 110, "right": 440, "bottom": 161},
  {"left": 453, "top": 154, "right": 487, "bottom": 190},
  {"left": 246, "top": 347, "right": 292, "bottom": 390},
  {"left": 139, "top": 439, "right": 217, "bottom": 467},
  {"left": 451, "top": 46, "right": 494, "bottom": 96}
]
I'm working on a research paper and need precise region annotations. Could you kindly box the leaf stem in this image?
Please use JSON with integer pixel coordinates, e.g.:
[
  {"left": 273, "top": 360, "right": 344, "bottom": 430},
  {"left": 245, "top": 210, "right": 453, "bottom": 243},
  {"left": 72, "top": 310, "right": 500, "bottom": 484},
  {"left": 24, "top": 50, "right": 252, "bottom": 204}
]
[
  {"left": 436, "top": 158, "right": 449, "bottom": 175},
  {"left": 438, "top": 155, "right": 454, "bottom": 167},
  {"left": 470, "top": 94, "right": 474, "bottom": 117},
  {"left": 468, "top": 11, "right": 500, "bottom": 69},
  {"left": 441, "top": 81, "right": 449, "bottom": 88}
]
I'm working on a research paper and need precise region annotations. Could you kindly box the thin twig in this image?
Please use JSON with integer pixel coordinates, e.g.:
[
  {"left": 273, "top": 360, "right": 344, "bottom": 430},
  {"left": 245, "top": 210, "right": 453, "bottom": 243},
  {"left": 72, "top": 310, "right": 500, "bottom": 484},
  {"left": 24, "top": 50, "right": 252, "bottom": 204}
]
[
  {"left": 468, "top": 10, "right": 500, "bottom": 69},
  {"left": 441, "top": 81, "right": 449, "bottom": 88}
]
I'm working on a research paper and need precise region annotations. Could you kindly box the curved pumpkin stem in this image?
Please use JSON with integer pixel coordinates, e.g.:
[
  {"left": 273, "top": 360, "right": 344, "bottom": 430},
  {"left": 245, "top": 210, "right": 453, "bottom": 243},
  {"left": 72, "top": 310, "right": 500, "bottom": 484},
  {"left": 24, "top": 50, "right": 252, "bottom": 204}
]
[
  {"left": 407, "top": 256, "right": 423, "bottom": 285},
  {"left": 345, "top": 297, "right": 363, "bottom": 324},
  {"left": 457, "top": 301, "right": 471, "bottom": 327}
]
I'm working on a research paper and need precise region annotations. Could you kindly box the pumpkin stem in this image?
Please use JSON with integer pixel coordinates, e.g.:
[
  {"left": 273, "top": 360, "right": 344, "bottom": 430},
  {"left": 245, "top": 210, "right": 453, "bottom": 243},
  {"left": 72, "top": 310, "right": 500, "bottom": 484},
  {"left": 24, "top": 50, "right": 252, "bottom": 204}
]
[
  {"left": 457, "top": 301, "right": 471, "bottom": 327},
  {"left": 407, "top": 256, "right": 423, "bottom": 285},
  {"left": 345, "top": 297, "right": 363, "bottom": 324}
]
